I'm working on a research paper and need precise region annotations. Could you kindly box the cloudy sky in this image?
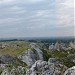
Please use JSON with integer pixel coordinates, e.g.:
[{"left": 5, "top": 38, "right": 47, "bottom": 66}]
[{"left": 0, "top": 0, "right": 74, "bottom": 38}]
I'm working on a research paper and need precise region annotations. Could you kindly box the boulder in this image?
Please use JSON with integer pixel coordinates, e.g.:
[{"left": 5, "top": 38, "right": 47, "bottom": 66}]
[
  {"left": 64, "top": 66, "right": 75, "bottom": 75},
  {"left": 48, "top": 58, "right": 59, "bottom": 65}
]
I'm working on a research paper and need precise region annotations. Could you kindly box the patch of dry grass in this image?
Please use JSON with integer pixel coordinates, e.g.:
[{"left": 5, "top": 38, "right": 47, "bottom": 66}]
[{"left": 0, "top": 41, "right": 30, "bottom": 57}]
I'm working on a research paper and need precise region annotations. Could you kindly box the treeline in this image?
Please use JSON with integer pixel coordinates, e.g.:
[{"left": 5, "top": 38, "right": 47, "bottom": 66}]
[{"left": 28, "top": 38, "right": 75, "bottom": 43}]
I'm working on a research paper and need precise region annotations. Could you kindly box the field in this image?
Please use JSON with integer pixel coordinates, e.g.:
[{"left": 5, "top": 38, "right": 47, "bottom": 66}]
[{"left": 0, "top": 40, "right": 30, "bottom": 57}]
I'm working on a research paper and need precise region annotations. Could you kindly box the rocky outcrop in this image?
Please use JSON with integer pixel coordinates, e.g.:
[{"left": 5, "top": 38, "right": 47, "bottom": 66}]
[
  {"left": 0, "top": 55, "right": 16, "bottom": 64},
  {"left": 26, "top": 60, "right": 67, "bottom": 75},
  {"left": 18, "top": 43, "right": 44, "bottom": 66},
  {"left": 64, "top": 66, "right": 75, "bottom": 75},
  {"left": 0, "top": 64, "right": 26, "bottom": 75},
  {"left": 26, "top": 60, "right": 50, "bottom": 75},
  {"left": 69, "top": 41, "right": 75, "bottom": 49},
  {"left": 67, "top": 54, "right": 75, "bottom": 63},
  {"left": 30, "top": 43, "right": 44, "bottom": 60},
  {"left": 49, "top": 44, "right": 55, "bottom": 50},
  {"left": 18, "top": 49, "right": 36, "bottom": 66},
  {"left": 0, "top": 64, "right": 8, "bottom": 70},
  {"left": 1, "top": 69, "right": 10, "bottom": 75},
  {"left": 48, "top": 58, "right": 60, "bottom": 65}
]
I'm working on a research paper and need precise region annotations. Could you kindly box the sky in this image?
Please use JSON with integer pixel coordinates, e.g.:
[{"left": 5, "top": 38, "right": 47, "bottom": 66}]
[{"left": 0, "top": 0, "right": 74, "bottom": 38}]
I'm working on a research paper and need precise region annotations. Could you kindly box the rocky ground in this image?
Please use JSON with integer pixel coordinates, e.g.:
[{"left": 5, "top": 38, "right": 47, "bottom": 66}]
[{"left": 0, "top": 42, "right": 75, "bottom": 75}]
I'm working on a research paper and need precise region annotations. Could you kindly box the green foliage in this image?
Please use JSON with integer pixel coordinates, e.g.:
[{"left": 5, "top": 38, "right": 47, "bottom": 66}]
[
  {"left": 42, "top": 49, "right": 75, "bottom": 68},
  {"left": 41, "top": 49, "right": 52, "bottom": 61},
  {"left": 62, "top": 59, "right": 75, "bottom": 68},
  {"left": 5, "top": 64, "right": 13, "bottom": 71},
  {"left": 0, "top": 70, "right": 2, "bottom": 75},
  {"left": 15, "top": 57, "right": 27, "bottom": 67},
  {"left": 51, "top": 51, "right": 68, "bottom": 58}
]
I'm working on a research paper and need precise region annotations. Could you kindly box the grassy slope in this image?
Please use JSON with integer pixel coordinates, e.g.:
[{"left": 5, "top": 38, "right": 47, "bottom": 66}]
[{"left": 0, "top": 41, "right": 30, "bottom": 57}]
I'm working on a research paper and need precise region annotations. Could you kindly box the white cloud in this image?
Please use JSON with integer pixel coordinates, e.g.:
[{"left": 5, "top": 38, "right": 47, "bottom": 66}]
[
  {"left": 25, "top": 0, "right": 45, "bottom": 3},
  {"left": 0, "top": 0, "right": 45, "bottom": 4},
  {"left": 8, "top": 6, "right": 27, "bottom": 14},
  {"left": 0, "top": 17, "right": 24, "bottom": 24},
  {"left": 0, "top": 0, "right": 14, "bottom": 3},
  {"left": 0, "top": 0, "right": 74, "bottom": 37},
  {"left": 35, "top": 10, "right": 52, "bottom": 17},
  {"left": 56, "top": 0, "right": 74, "bottom": 27}
]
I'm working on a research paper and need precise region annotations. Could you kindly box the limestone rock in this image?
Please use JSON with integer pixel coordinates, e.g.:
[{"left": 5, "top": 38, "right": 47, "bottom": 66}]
[
  {"left": 26, "top": 60, "right": 67, "bottom": 75},
  {"left": 48, "top": 58, "right": 59, "bottom": 65},
  {"left": 0, "top": 55, "right": 16, "bottom": 64},
  {"left": 1, "top": 69, "right": 10, "bottom": 75},
  {"left": 49, "top": 44, "right": 55, "bottom": 50},
  {"left": 18, "top": 49, "right": 36, "bottom": 66},
  {"left": 64, "top": 66, "right": 75, "bottom": 75},
  {"left": 1, "top": 65, "right": 26, "bottom": 75},
  {"left": 67, "top": 54, "right": 75, "bottom": 63},
  {"left": 30, "top": 43, "right": 44, "bottom": 60},
  {"left": 18, "top": 43, "right": 44, "bottom": 66}
]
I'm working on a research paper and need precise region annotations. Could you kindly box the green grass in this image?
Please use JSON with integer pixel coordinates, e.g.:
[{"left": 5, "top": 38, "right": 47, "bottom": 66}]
[
  {"left": 42, "top": 49, "right": 75, "bottom": 68},
  {"left": 0, "top": 47, "right": 28, "bottom": 57},
  {"left": 0, "top": 41, "right": 30, "bottom": 57},
  {"left": 51, "top": 51, "right": 68, "bottom": 58}
]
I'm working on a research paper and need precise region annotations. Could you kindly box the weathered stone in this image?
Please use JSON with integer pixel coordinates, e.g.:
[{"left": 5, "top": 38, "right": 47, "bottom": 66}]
[
  {"left": 1, "top": 69, "right": 10, "bottom": 75},
  {"left": 30, "top": 43, "right": 44, "bottom": 60},
  {"left": 18, "top": 43, "right": 44, "bottom": 66},
  {"left": 48, "top": 58, "right": 59, "bottom": 65},
  {"left": 26, "top": 60, "right": 67, "bottom": 75},
  {"left": 64, "top": 66, "right": 75, "bottom": 75},
  {"left": 0, "top": 55, "right": 16, "bottom": 64}
]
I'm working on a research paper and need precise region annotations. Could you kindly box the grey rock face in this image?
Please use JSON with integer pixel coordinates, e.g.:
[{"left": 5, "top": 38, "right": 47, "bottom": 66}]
[
  {"left": 0, "top": 64, "right": 7, "bottom": 70},
  {"left": 30, "top": 43, "right": 44, "bottom": 60},
  {"left": 18, "top": 49, "right": 36, "bottom": 66},
  {"left": 18, "top": 43, "right": 44, "bottom": 66},
  {"left": 1, "top": 69, "right": 10, "bottom": 75},
  {"left": 69, "top": 42, "right": 75, "bottom": 49},
  {"left": 26, "top": 60, "right": 67, "bottom": 75},
  {"left": 64, "top": 66, "right": 75, "bottom": 75},
  {"left": 17, "top": 66, "right": 25, "bottom": 74},
  {"left": 0, "top": 64, "right": 26, "bottom": 75},
  {"left": 49, "top": 44, "right": 55, "bottom": 50},
  {"left": 0, "top": 55, "right": 16, "bottom": 64},
  {"left": 67, "top": 54, "right": 75, "bottom": 63},
  {"left": 26, "top": 60, "right": 50, "bottom": 75}
]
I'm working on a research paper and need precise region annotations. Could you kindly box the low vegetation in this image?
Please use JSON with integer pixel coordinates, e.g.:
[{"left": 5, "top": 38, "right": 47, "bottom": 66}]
[{"left": 0, "top": 40, "right": 30, "bottom": 57}]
